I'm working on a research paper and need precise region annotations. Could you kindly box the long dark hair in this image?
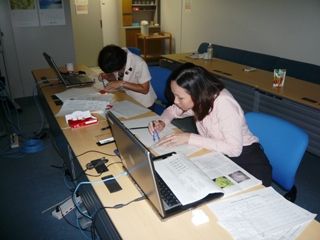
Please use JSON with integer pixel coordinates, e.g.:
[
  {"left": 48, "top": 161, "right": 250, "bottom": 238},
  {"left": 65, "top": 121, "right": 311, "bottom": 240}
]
[{"left": 173, "top": 64, "right": 224, "bottom": 121}]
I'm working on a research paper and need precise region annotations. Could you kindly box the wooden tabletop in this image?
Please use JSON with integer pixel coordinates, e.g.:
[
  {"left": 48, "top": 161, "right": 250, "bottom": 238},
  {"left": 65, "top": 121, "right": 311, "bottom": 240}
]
[
  {"left": 63, "top": 122, "right": 320, "bottom": 239},
  {"left": 161, "top": 53, "right": 320, "bottom": 110}
]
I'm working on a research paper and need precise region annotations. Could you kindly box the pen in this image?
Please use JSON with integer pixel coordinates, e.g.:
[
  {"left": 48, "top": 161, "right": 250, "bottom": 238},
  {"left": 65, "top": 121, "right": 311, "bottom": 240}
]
[
  {"left": 154, "top": 129, "right": 160, "bottom": 141},
  {"left": 129, "top": 126, "right": 148, "bottom": 130},
  {"left": 101, "top": 126, "right": 110, "bottom": 131},
  {"left": 152, "top": 121, "right": 161, "bottom": 142},
  {"left": 102, "top": 78, "right": 106, "bottom": 88}
]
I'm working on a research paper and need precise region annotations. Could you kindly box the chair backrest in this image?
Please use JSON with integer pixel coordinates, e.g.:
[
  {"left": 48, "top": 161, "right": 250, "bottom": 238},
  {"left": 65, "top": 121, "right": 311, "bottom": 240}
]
[
  {"left": 245, "top": 112, "right": 309, "bottom": 191},
  {"left": 149, "top": 66, "right": 172, "bottom": 103},
  {"left": 197, "top": 42, "right": 209, "bottom": 53},
  {"left": 127, "top": 47, "right": 141, "bottom": 56},
  {"left": 148, "top": 66, "right": 172, "bottom": 115}
]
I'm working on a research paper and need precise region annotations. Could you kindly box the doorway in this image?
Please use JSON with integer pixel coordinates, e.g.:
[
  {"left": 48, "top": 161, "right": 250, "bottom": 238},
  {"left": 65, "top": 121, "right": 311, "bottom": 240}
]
[{"left": 70, "top": 1, "right": 103, "bottom": 67}]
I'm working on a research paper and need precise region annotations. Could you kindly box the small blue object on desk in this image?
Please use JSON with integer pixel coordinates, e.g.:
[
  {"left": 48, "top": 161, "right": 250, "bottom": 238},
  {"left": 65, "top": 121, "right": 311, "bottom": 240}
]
[{"left": 153, "top": 129, "right": 160, "bottom": 142}]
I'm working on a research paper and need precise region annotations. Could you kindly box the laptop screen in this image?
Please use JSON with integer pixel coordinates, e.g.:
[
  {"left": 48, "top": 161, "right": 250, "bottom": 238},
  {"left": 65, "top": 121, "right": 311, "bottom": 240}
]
[
  {"left": 43, "top": 52, "right": 65, "bottom": 81},
  {"left": 106, "top": 111, "right": 166, "bottom": 217}
]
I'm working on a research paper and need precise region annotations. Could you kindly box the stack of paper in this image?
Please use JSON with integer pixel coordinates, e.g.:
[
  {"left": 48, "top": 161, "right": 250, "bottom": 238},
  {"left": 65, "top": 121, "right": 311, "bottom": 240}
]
[{"left": 208, "top": 187, "right": 316, "bottom": 240}]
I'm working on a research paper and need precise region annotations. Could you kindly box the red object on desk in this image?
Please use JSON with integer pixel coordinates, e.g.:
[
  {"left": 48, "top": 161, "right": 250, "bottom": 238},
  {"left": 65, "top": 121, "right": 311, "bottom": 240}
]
[{"left": 68, "top": 117, "right": 98, "bottom": 129}]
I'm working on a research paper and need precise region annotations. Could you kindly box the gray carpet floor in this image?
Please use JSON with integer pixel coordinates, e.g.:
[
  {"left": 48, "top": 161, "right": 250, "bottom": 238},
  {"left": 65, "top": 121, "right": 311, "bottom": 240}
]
[{"left": 0, "top": 96, "right": 319, "bottom": 240}]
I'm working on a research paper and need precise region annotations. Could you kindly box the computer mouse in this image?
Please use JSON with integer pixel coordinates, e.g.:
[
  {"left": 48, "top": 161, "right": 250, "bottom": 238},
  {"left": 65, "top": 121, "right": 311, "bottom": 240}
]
[{"left": 75, "top": 71, "right": 86, "bottom": 75}]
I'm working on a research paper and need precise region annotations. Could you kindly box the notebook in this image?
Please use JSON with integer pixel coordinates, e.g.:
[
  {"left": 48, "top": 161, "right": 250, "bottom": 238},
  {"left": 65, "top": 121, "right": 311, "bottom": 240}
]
[
  {"left": 106, "top": 111, "right": 223, "bottom": 219},
  {"left": 43, "top": 52, "right": 94, "bottom": 88}
]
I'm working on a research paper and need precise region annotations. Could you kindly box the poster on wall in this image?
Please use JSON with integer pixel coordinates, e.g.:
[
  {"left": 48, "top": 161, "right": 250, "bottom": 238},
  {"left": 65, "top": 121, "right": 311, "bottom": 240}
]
[
  {"left": 75, "top": 0, "right": 89, "bottom": 14},
  {"left": 184, "top": 0, "right": 192, "bottom": 12},
  {"left": 9, "top": 0, "right": 40, "bottom": 27},
  {"left": 39, "top": 0, "right": 66, "bottom": 26}
]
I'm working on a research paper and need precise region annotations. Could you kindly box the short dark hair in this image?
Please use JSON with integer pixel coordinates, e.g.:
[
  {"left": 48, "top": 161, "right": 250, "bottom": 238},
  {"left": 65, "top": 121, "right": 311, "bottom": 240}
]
[
  {"left": 98, "top": 45, "right": 127, "bottom": 73},
  {"left": 173, "top": 64, "right": 224, "bottom": 121}
]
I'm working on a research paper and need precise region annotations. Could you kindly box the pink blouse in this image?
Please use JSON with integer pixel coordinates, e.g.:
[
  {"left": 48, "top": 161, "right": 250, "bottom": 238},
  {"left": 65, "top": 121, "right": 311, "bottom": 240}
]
[{"left": 159, "top": 89, "right": 258, "bottom": 157}]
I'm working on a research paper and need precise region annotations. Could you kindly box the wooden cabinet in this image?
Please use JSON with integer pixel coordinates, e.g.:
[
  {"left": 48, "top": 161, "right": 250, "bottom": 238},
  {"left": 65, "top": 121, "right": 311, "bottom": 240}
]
[
  {"left": 136, "top": 32, "right": 172, "bottom": 62},
  {"left": 119, "top": 26, "right": 162, "bottom": 62},
  {"left": 122, "top": 0, "right": 133, "bottom": 26},
  {"left": 122, "top": 0, "right": 159, "bottom": 26},
  {"left": 125, "top": 27, "right": 160, "bottom": 47},
  {"left": 120, "top": 0, "right": 163, "bottom": 62}
]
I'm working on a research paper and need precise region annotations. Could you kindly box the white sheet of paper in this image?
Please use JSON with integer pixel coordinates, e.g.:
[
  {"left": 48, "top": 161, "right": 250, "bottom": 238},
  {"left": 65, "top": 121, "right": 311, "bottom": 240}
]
[
  {"left": 208, "top": 187, "right": 316, "bottom": 240},
  {"left": 123, "top": 117, "right": 202, "bottom": 156},
  {"left": 55, "top": 88, "right": 99, "bottom": 102},
  {"left": 154, "top": 153, "right": 223, "bottom": 205},
  {"left": 109, "top": 100, "right": 150, "bottom": 118},
  {"left": 55, "top": 100, "right": 107, "bottom": 116}
]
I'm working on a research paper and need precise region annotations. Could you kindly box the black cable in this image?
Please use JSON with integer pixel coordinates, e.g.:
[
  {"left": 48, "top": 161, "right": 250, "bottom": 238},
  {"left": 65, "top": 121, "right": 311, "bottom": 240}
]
[
  {"left": 90, "top": 195, "right": 147, "bottom": 225},
  {"left": 50, "top": 135, "right": 63, "bottom": 159},
  {"left": 74, "top": 149, "right": 117, "bottom": 158},
  {"left": 83, "top": 161, "right": 123, "bottom": 178}
]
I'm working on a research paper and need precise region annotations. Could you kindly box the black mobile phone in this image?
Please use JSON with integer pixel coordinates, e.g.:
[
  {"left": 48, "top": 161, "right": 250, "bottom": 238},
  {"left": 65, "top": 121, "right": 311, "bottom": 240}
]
[{"left": 101, "top": 175, "right": 122, "bottom": 193}]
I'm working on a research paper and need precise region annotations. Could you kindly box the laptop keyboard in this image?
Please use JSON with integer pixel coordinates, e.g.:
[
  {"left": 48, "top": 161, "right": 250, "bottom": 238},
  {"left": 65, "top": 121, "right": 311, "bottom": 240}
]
[
  {"left": 64, "top": 74, "right": 82, "bottom": 84},
  {"left": 157, "top": 175, "right": 181, "bottom": 208}
]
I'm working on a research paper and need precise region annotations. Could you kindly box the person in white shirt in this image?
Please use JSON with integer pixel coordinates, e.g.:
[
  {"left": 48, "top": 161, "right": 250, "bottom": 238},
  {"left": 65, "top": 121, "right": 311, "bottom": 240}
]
[{"left": 98, "top": 44, "right": 156, "bottom": 109}]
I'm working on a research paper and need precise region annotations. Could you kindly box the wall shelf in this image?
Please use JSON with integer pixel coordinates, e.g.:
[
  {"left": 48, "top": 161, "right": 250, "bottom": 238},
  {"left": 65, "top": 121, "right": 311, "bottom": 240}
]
[
  {"left": 133, "top": 10, "right": 156, "bottom": 12},
  {"left": 122, "top": 0, "right": 159, "bottom": 26},
  {"left": 132, "top": 4, "right": 156, "bottom": 6}
]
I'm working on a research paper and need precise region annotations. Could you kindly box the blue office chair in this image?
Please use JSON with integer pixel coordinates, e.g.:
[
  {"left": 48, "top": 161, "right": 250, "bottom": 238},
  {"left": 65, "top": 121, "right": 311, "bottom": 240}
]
[
  {"left": 197, "top": 42, "right": 209, "bottom": 53},
  {"left": 148, "top": 66, "right": 172, "bottom": 115},
  {"left": 245, "top": 112, "right": 309, "bottom": 202},
  {"left": 127, "top": 47, "right": 141, "bottom": 56}
]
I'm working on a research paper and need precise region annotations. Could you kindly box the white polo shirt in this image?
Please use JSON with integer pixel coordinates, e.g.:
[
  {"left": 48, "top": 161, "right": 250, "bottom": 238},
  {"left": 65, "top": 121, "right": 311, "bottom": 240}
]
[{"left": 114, "top": 48, "right": 157, "bottom": 108}]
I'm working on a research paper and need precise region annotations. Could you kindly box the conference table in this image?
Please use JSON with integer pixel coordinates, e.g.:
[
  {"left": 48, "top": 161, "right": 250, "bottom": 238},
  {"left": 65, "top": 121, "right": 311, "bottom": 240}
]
[
  {"left": 160, "top": 53, "right": 320, "bottom": 157},
  {"left": 32, "top": 65, "right": 320, "bottom": 239}
]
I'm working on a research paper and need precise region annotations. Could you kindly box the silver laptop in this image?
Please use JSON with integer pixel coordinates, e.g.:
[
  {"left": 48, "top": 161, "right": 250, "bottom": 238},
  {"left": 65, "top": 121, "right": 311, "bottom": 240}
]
[
  {"left": 43, "top": 52, "right": 94, "bottom": 88},
  {"left": 106, "top": 111, "right": 223, "bottom": 219}
]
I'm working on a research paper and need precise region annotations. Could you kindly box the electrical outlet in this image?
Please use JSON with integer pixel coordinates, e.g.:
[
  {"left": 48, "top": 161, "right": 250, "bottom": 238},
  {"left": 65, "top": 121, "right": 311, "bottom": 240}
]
[
  {"left": 11, "top": 133, "right": 19, "bottom": 148},
  {"left": 52, "top": 195, "right": 82, "bottom": 220}
]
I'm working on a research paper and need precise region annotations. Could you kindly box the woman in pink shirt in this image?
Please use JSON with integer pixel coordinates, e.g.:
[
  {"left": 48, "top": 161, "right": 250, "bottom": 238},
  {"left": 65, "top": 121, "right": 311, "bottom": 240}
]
[{"left": 149, "top": 63, "right": 272, "bottom": 186}]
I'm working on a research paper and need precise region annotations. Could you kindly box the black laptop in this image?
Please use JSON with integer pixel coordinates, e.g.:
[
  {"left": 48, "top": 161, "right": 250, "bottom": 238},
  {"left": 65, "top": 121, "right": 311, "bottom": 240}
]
[{"left": 43, "top": 52, "right": 94, "bottom": 88}]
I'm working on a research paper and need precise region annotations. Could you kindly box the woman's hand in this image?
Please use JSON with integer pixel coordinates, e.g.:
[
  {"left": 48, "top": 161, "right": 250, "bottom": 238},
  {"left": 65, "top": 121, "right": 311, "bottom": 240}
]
[
  {"left": 148, "top": 120, "right": 165, "bottom": 135},
  {"left": 156, "top": 132, "right": 191, "bottom": 149}
]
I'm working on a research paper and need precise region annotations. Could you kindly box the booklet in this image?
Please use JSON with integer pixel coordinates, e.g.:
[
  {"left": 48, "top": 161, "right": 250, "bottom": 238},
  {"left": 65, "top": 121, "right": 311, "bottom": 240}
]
[
  {"left": 190, "top": 151, "right": 262, "bottom": 198},
  {"left": 154, "top": 151, "right": 262, "bottom": 206}
]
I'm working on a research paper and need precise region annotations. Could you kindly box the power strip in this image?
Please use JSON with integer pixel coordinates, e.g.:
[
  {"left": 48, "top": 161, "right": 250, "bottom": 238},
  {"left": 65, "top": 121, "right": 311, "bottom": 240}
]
[
  {"left": 52, "top": 196, "right": 82, "bottom": 220},
  {"left": 11, "top": 133, "right": 19, "bottom": 148}
]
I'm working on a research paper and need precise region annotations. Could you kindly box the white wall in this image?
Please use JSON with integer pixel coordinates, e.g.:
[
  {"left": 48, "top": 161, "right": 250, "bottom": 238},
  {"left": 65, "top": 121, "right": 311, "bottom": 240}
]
[
  {"left": 160, "top": 0, "right": 183, "bottom": 53},
  {"left": 161, "top": 0, "right": 320, "bottom": 66}
]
